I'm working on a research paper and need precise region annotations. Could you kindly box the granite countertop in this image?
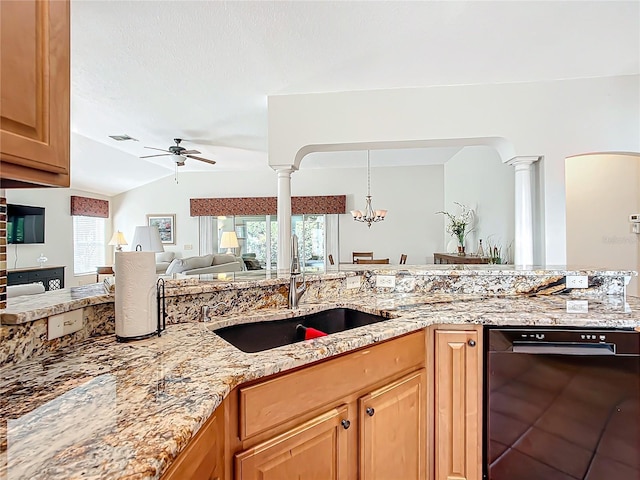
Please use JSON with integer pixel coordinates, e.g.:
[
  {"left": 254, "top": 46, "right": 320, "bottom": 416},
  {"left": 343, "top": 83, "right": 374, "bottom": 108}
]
[{"left": 2, "top": 292, "right": 640, "bottom": 479}]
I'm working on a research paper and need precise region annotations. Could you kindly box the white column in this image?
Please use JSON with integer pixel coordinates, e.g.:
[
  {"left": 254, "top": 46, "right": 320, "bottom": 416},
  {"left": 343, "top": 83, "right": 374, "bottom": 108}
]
[
  {"left": 276, "top": 168, "right": 294, "bottom": 272},
  {"left": 506, "top": 156, "right": 540, "bottom": 266}
]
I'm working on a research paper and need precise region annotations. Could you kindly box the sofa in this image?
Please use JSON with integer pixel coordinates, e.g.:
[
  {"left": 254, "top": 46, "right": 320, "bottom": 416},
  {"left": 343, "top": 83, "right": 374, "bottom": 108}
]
[
  {"left": 156, "top": 252, "right": 176, "bottom": 274},
  {"left": 164, "top": 253, "right": 245, "bottom": 275}
]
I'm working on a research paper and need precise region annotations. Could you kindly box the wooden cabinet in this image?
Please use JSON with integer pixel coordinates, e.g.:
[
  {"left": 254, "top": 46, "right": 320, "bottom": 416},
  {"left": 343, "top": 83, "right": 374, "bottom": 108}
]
[
  {"left": 0, "top": 0, "right": 70, "bottom": 188},
  {"left": 433, "top": 328, "right": 482, "bottom": 480},
  {"left": 161, "top": 326, "right": 483, "bottom": 480},
  {"left": 162, "top": 402, "right": 224, "bottom": 480},
  {"left": 235, "top": 405, "right": 350, "bottom": 480},
  {"left": 233, "top": 331, "right": 427, "bottom": 480},
  {"left": 359, "top": 369, "right": 427, "bottom": 480}
]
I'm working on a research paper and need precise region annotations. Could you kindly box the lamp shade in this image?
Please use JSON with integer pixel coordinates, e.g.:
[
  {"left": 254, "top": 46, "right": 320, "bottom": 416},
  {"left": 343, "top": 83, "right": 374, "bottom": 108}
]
[
  {"left": 220, "top": 231, "right": 239, "bottom": 254},
  {"left": 131, "top": 226, "right": 164, "bottom": 252},
  {"left": 108, "top": 231, "right": 128, "bottom": 247},
  {"left": 220, "top": 231, "right": 239, "bottom": 249}
]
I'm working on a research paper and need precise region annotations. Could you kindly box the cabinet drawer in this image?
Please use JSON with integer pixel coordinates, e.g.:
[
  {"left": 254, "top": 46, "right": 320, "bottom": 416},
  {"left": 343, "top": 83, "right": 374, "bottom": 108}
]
[
  {"left": 239, "top": 330, "right": 425, "bottom": 440},
  {"left": 7, "top": 272, "right": 29, "bottom": 285}
]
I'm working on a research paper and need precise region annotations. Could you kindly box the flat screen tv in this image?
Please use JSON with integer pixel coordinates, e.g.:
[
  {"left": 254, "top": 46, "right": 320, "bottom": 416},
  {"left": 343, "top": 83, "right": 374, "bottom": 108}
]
[{"left": 7, "top": 204, "right": 45, "bottom": 244}]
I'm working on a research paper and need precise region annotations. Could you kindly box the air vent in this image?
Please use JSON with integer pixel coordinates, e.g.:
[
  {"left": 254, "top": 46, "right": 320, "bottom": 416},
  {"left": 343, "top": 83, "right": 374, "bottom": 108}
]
[{"left": 109, "top": 134, "right": 138, "bottom": 142}]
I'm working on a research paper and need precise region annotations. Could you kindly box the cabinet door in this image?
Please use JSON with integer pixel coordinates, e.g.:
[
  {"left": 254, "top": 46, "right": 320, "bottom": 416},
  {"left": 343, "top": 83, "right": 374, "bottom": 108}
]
[
  {"left": 434, "top": 330, "right": 481, "bottom": 480},
  {"left": 359, "top": 369, "right": 427, "bottom": 480},
  {"left": 0, "top": 0, "right": 70, "bottom": 187},
  {"left": 235, "top": 405, "right": 350, "bottom": 480}
]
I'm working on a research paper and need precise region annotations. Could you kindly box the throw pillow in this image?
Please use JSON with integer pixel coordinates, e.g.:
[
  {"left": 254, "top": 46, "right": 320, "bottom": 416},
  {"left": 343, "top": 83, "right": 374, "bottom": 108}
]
[{"left": 165, "top": 258, "right": 185, "bottom": 275}]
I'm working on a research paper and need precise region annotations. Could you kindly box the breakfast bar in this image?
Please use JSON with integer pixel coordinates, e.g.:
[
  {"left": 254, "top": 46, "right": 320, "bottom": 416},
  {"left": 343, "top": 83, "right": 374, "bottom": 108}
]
[{"left": 1, "top": 266, "right": 638, "bottom": 479}]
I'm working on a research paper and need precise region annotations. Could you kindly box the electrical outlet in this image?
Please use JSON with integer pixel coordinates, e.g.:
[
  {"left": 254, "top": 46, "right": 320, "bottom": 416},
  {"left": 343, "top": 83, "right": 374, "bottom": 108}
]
[
  {"left": 566, "top": 275, "right": 588, "bottom": 289},
  {"left": 376, "top": 275, "right": 396, "bottom": 289},
  {"left": 184, "top": 244, "right": 193, "bottom": 250},
  {"left": 566, "top": 300, "right": 589, "bottom": 313},
  {"left": 346, "top": 276, "right": 361, "bottom": 289},
  {"left": 48, "top": 309, "right": 83, "bottom": 340}
]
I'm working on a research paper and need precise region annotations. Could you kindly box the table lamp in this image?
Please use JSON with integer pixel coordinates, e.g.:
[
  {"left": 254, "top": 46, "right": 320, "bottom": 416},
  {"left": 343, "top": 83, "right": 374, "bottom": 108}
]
[
  {"left": 108, "top": 231, "right": 128, "bottom": 252},
  {"left": 220, "top": 231, "right": 239, "bottom": 254},
  {"left": 131, "top": 226, "right": 164, "bottom": 252}
]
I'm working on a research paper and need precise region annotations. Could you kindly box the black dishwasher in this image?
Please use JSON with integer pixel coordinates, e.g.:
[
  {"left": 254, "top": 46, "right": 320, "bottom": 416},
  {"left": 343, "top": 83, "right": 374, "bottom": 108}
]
[{"left": 484, "top": 327, "right": 640, "bottom": 480}]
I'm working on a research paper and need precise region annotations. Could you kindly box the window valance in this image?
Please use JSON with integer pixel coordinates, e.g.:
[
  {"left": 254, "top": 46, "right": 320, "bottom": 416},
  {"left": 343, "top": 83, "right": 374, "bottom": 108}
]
[
  {"left": 70, "top": 196, "right": 109, "bottom": 218},
  {"left": 190, "top": 195, "right": 346, "bottom": 216}
]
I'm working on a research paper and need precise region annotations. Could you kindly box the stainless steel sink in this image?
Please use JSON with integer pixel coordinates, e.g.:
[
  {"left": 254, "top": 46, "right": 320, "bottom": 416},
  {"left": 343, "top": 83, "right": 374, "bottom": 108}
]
[{"left": 213, "top": 308, "right": 393, "bottom": 353}]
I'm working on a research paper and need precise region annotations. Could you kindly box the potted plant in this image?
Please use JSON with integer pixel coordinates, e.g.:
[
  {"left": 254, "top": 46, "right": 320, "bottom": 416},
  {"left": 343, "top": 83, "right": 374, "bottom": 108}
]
[{"left": 436, "top": 203, "right": 474, "bottom": 255}]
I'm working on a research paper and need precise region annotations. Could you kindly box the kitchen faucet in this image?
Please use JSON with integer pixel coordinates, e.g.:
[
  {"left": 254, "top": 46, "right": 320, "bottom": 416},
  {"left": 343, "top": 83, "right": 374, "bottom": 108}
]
[{"left": 288, "top": 234, "right": 306, "bottom": 309}]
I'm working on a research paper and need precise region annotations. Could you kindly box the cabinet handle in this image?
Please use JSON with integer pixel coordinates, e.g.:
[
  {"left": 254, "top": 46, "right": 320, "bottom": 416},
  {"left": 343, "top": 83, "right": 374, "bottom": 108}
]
[
  {"left": 341, "top": 419, "right": 351, "bottom": 429},
  {"left": 468, "top": 339, "right": 476, "bottom": 347},
  {"left": 366, "top": 407, "right": 375, "bottom": 417}
]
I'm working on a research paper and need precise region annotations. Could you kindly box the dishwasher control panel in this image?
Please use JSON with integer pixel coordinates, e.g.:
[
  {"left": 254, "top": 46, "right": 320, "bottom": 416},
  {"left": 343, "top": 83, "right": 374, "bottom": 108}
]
[{"left": 487, "top": 328, "right": 639, "bottom": 355}]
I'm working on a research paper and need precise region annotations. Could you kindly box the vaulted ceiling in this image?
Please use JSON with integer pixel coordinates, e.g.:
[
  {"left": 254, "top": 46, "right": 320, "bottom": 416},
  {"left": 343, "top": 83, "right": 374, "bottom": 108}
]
[{"left": 70, "top": 0, "right": 640, "bottom": 196}]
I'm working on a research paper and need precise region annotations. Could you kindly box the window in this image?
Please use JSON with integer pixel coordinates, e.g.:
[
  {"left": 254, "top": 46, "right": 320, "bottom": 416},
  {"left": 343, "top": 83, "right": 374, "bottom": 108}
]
[{"left": 73, "top": 216, "right": 106, "bottom": 275}]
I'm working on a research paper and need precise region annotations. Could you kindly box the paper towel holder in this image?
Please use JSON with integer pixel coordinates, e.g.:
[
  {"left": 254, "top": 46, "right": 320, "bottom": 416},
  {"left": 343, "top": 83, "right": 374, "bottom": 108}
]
[{"left": 156, "top": 278, "right": 167, "bottom": 337}]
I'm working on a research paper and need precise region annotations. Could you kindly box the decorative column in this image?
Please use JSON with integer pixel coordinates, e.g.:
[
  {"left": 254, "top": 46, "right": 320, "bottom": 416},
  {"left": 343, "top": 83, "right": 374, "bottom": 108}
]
[
  {"left": 276, "top": 168, "right": 294, "bottom": 272},
  {"left": 506, "top": 156, "right": 540, "bottom": 266}
]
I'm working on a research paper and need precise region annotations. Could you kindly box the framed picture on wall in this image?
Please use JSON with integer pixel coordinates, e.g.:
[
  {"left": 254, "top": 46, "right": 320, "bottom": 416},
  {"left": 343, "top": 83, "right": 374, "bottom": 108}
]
[{"left": 147, "top": 214, "right": 176, "bottom": 244}]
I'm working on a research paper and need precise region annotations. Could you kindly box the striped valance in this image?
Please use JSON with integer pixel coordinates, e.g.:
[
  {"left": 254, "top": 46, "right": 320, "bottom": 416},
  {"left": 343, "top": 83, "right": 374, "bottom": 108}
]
[
  {"left": 70, "top": 196, "right": 109, "bottom": 218},
  {"left": 190, "top": 195, "right": 346, "bottom": 216}
]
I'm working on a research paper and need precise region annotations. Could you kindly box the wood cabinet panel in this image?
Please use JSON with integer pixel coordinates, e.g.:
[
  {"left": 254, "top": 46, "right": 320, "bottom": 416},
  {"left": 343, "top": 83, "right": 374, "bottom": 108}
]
[
  {"left": 235, "top": 405, "right": 350, "bottom": 480},
  {"left": 239, "top": 330, "right": 425, "bottom": 440},
  {"left": 434, "top": 329, "right": 481, "bottom": 480},
  {"left": 162, "top": 403, "right": 224, "bottom": 480},
  {"left": 360, "top": 369, "right": 427, "bottom": 480},
  {"left": 0, "top": 0, "right": 70, "bottom": 187}
]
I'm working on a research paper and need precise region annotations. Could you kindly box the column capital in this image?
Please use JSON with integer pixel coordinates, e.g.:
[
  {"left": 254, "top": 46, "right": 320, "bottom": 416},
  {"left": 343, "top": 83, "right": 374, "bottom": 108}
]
[
  {"left": 273, "top": 166, "right": 296, "bottom": 177},
  {"left": 506, "top": 156, "right": 541, "bottom": 169}
]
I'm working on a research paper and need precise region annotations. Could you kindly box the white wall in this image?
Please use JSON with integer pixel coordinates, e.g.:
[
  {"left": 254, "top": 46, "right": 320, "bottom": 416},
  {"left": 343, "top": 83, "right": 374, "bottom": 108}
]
[
  {"left": 6, "top": 188, "right": 112, "bottom": 287},
  {"left": 566, "top": 153, "right": 640, "bottom": 296},
  {"left": 268, "top": 75, "right": 640, "bottom": 265},
  {"left": 295, "top": 164, "right": 445, "bottom": 265},
  {"left": 444, "top": 146, "right": 515, "bottom": 258}
]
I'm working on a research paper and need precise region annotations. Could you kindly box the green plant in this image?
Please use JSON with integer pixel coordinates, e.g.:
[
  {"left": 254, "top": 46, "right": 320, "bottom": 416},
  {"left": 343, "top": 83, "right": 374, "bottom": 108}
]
[{"left": 436, "top": 202, "right": 474, "bottom": 247}]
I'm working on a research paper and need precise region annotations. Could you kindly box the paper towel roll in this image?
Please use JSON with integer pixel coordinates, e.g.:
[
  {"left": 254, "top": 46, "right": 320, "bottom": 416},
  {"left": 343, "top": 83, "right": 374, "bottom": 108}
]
[{"left": 115, "top": 251, "right": 158, "bottom": 341}]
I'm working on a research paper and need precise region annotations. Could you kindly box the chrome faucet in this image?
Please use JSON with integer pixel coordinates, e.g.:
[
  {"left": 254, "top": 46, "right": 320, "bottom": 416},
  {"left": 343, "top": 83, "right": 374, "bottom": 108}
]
[{"left": 288, "top": 234, "right": 306, "bottom": 309}]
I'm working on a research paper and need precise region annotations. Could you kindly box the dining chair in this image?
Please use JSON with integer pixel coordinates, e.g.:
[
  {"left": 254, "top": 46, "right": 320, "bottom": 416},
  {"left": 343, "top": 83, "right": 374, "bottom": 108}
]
[
  {"left": 352, "top": 251, "right": 374, "bottom": 263},
  {"left": 328, "top": 254, "right": 335, "bottom": 265},
  {"left": 356, "top": 258, "right": 390, "bottom": 264},
  {"left": 399, "top": 254, "right": 407, "bottom": 265}
]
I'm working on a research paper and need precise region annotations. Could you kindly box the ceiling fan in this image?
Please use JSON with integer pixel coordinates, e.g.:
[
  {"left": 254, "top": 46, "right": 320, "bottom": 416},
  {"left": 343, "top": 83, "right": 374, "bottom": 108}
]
[{"left": 140, "top": 138, "right": 216, "bottom": 166}]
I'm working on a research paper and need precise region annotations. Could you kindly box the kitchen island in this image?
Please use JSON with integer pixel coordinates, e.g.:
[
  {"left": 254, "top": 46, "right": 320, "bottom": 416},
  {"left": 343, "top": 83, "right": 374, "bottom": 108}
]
[{"left": 1, "top": 267, "right": 638, "bottom": 479}]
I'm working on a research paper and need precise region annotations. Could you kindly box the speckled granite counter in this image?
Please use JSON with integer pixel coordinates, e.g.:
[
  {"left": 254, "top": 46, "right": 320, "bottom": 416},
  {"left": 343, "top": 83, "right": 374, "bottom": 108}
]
[{"left": 2, "top": 290, "right": 640, "bottom": 479}]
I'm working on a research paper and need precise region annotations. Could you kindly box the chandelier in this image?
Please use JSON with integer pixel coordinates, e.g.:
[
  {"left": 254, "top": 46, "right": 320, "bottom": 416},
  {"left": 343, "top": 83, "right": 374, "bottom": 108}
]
[{"left": 351, "top": 150, "right": 387, "bottom": 227}]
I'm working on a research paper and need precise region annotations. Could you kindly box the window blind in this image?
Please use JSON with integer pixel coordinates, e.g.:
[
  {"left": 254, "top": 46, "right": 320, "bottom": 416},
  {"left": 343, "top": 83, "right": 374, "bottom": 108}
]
[{"left": 73, "top": 216, "right": 106, "bottom": 275}]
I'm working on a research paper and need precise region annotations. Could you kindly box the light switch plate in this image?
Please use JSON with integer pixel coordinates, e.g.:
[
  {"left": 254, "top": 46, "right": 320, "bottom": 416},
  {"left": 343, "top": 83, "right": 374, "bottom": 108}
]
[
  {"left": 566, "top": 275, "right": 588, "bottom": 289},
  {"left": 48, "top": 309, "right": 83, "bottom": 340},
  {"left": 346, "top": 276, "right": 361, "bottom": 289},
  {"left": 376, "top": 275, "right": 396, "bottom": 289}
]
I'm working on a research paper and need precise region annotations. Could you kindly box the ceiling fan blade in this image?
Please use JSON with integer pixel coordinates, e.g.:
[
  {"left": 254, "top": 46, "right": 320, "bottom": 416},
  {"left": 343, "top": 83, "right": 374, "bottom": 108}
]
[
  {"left": 186, "top": 155, "right": 216, "bottom": 165},
  {"left": 140, "top": 153, "right": 171, "bottom": 158},
  {"left": 180, "top": 149, "right": 201, "bottom": 155},
  {"left": 144, "top": 146, "right": 171, "bottom": 153}
]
